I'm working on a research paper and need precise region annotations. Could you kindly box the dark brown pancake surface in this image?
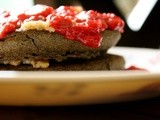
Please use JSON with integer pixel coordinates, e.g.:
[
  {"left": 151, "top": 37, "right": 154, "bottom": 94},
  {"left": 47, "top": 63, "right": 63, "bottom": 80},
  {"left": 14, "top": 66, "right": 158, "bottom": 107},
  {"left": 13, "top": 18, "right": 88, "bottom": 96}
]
[
  {"left": 0, "top": 30, "right": 121, "bottom": 62},
  {"left": 0, "top": 54, "right": 125, "bottom": 71}
]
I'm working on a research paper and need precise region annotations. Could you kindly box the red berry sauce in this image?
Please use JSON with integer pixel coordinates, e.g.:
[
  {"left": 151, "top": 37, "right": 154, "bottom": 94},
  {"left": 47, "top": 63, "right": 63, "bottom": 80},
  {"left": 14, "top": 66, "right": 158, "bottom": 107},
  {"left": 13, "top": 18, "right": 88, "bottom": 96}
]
[{"left": 126, "top": 65, "right": 147, "bottom": 71}]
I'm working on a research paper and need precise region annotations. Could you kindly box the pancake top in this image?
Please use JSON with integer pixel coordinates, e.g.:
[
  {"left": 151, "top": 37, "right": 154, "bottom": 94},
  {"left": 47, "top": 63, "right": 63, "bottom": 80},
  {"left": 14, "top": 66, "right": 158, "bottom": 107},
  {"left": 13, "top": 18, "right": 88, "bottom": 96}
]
[{"left": 0, "top": 4, "right": 124, "bottom": 48}]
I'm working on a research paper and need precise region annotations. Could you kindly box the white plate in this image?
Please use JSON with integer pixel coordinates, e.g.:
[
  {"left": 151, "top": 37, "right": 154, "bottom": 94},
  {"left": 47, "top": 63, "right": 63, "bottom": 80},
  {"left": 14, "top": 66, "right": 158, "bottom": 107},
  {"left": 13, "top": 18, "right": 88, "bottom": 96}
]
[{"left": 0, "top": 47, "right": 160, "bottom": 106}]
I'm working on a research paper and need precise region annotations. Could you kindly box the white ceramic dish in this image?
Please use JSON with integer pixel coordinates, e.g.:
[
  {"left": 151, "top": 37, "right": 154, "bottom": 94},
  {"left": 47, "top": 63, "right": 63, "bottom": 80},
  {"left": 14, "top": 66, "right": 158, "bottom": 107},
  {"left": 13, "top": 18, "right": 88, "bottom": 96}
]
[{"left": 0, "top": 47, "right": 160, "bottom": 106}]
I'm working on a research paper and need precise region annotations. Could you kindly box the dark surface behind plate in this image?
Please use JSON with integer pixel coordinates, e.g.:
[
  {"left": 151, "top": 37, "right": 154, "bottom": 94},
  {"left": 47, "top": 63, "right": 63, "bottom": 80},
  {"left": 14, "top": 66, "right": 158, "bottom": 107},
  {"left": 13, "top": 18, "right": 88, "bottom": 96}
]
[{"left": 0, "top": 96, "right": 160, "bottom": 120}]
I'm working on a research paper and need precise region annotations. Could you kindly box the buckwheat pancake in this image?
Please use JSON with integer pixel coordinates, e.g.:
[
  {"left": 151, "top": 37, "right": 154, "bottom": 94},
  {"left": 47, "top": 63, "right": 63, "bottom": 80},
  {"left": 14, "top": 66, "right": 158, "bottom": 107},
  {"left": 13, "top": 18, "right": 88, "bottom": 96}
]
[
  {"left": 0, "top": 30, "right": 120, "bottom": 61},
  {"left": 0, "top": 54, "right": 125, "bottom": 71}
]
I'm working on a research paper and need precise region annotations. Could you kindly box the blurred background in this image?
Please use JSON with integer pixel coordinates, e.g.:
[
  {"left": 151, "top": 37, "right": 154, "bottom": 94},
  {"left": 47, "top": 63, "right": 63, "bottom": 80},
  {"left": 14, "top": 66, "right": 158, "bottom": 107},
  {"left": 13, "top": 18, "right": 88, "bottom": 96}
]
[{"left": 0, "top": 0, "right": 160, "bottom": 49}]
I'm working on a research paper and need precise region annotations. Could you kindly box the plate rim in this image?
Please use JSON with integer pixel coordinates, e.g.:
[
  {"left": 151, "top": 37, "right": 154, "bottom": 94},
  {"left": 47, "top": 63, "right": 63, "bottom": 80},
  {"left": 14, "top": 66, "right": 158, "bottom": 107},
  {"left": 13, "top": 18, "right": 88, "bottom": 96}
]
[{"left": 0, "top": 70, "right": 159, "bottom": 82}]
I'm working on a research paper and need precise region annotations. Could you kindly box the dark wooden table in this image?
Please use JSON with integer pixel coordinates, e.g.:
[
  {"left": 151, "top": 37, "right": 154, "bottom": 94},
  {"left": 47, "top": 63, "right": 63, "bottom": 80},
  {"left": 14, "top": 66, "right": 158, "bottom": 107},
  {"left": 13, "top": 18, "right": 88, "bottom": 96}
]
[{"left": 0, "top": 96, "right": 159, "bottom": 120}]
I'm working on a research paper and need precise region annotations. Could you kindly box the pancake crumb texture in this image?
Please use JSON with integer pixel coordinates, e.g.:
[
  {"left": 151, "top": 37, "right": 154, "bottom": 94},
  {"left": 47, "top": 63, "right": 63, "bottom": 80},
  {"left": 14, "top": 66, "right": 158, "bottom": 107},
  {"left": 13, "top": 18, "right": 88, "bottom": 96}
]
[{"left": 0, "top": 54, "right": 125, "bottom": 70}]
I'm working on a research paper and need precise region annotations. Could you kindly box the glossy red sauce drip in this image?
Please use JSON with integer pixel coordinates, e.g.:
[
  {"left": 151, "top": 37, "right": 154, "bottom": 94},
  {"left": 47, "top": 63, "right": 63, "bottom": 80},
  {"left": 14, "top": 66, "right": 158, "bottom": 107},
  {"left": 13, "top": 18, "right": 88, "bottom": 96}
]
[
  {"left": 0, "top": 5, "right": 124, "bottom": 48},
  {"left": 126, "top": 65, "right": 147, "bottom": 71}
]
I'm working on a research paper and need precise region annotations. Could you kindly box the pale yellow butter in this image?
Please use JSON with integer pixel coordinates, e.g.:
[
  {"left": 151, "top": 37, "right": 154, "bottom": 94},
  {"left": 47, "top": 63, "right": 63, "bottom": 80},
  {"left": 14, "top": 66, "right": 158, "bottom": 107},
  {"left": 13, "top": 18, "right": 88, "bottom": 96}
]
[{"left": 18, "top": 20, "right": 55, "bottom": 32}]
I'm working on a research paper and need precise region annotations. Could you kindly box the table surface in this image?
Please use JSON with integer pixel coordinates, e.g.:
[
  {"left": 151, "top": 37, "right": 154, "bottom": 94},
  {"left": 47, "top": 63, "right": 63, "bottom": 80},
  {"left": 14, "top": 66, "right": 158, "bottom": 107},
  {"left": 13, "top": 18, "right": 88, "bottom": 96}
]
[{"left": 0, "top": 96, "right": 160, "bottom": 120}]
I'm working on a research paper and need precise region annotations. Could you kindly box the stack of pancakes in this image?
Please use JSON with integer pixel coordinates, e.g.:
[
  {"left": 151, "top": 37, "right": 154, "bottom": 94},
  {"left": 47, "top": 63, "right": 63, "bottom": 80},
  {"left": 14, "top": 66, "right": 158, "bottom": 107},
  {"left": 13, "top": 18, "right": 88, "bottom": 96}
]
[
  {"left": 0, "top": 5, "right": 125, "bottom": 71},
  {"left": 0, "top": 30, "right": 125, "bottom": 71}
]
